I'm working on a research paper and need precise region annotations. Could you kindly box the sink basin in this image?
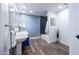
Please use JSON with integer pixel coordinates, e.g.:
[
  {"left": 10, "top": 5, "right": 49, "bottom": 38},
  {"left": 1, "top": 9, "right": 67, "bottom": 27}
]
[{"left": 15, "top": 31, "right": 29, "bottom": 42}]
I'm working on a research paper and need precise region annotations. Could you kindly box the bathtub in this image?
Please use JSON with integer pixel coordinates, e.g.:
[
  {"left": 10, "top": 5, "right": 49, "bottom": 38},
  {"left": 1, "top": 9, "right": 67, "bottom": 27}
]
[{"left": 41, "top": 34, "right": 49, "bottom": 43}]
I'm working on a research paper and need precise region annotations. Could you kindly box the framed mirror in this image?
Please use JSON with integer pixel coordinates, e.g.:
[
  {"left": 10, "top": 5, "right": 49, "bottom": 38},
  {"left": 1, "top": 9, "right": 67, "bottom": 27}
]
[{"left": 50, "top": 18, "right": 56, "bottom": 26}]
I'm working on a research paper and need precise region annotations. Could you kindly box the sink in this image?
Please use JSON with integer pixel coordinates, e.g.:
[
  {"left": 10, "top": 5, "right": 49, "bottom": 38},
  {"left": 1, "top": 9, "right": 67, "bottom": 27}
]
[
  {"left": 15, "top": 31, "right": 29, "bottom": 55},
  {"left": 15, "top": 31, "right": 29, "bottom": 42}
]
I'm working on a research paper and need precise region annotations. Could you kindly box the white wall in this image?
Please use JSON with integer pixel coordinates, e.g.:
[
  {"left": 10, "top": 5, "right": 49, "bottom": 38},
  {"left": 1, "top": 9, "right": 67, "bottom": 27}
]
[
  {"left": 57, "top": 9, "right": 69, "bottom": 46},
  {"left": 69, "top": 4, "right": 79, "bottom": 55},
  {"left": 0, "top": 3, "right": 10, "bottom": 55}
]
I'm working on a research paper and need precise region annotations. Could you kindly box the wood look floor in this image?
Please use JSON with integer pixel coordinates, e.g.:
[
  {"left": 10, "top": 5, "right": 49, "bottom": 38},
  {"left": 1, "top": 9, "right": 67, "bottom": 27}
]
[{"left": 22, "top": 38, "right": 69, "bottom": 55}]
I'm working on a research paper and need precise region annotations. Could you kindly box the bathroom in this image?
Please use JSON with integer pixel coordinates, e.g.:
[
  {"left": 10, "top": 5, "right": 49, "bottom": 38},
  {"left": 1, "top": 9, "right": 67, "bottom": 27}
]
[{"left": 0, "top": 3, "right": 79, "bottom": 55}]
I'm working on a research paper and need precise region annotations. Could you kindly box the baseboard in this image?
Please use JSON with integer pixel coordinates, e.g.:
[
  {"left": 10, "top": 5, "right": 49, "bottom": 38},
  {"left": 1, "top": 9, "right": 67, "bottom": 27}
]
[
  {"left": 59, "top": 40, "right": 69, "bottom": 46},
  {"left": 30, "top": 36, "right": 40, "bottom": 39}
]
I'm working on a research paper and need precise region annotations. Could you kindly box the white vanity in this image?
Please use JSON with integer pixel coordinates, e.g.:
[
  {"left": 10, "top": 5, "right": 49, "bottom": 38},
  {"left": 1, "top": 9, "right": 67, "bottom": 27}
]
[{"left": 15, "top": 31, "right": 29, "bottom": 55}]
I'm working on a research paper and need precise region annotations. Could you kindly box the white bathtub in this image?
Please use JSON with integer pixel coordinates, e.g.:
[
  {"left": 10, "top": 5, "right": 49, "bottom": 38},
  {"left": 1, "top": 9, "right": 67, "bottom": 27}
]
[{"left": 41, "top": 34, "right": 49, "bottom": 43}]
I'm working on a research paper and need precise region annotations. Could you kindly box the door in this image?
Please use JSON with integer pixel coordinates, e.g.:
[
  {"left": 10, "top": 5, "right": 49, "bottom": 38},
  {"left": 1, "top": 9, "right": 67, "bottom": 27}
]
[
  {"left": 40, "top": 16, "right": 47, "bottom": 34},
  {"left": 0, "top": 3, "right": 10, "bottom": 55},
  {"left": 69, "top": 4, "right": 79, "bottom": 55}
]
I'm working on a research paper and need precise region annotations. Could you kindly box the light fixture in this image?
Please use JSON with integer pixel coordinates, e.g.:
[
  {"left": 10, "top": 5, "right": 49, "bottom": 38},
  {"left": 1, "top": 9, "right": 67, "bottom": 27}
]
[
  {"left": 30, "top": 11, "right": 33, "bottom": 13},
  {"left": 23, "top": 6, "right": 26, "bottom": 9},
  {"left": 58, "top": 6, "right": 62, "bottom": 9}
]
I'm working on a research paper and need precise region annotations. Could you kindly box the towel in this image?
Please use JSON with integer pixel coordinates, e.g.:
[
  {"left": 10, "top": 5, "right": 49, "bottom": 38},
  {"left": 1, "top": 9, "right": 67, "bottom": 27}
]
[
  {"left": 11, "top": 31, "right": 16, "bottom": 48},
  {"left": 45, "top": 20, "right": 49, "bottom": 34}
]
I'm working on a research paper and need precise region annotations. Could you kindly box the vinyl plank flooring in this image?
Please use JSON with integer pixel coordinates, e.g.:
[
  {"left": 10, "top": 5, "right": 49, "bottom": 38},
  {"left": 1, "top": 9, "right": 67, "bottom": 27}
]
[{"left": 22, "top": 38, "right": 69, "bottom": 55}]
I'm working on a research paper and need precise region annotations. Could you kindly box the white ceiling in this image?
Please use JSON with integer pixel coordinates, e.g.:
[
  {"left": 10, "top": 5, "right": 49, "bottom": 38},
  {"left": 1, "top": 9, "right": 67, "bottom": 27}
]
[{"left": 11, "top": 3, "right": 68, "bottom": 16}]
